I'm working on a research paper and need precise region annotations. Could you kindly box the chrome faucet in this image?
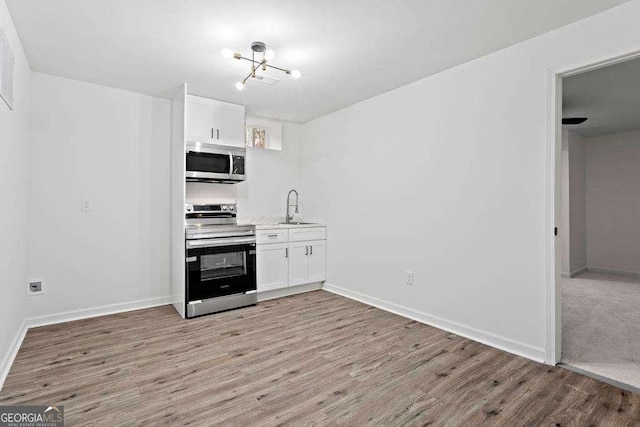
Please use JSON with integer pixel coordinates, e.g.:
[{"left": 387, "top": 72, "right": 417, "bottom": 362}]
[{"left": 286, "top": 189, "right": 299, "bottom": 223}]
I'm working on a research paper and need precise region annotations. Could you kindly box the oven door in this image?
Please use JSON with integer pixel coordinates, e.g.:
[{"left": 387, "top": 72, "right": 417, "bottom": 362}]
[
  {"left": 185, "top": 148, "right": 231, "bottom": 182},
  {"left": 186, "top": 242, "right": 256, "bottom": 303}
]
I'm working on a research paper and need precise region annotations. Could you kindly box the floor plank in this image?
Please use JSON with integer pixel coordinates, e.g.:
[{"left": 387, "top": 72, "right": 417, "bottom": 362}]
[{"left": 1, "top": 290, "right": 639, "bottom": 425}]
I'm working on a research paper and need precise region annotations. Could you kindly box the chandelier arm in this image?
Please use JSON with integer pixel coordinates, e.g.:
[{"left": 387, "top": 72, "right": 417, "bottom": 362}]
[
  {"left": 238, "top": 56, "right": 265, "bottom": 65},
  {"left": 241, "top": 71, "right": 253, "bottom": 84},
  {"left": 238, "top": 55, "right": 286, "bottom": 71},
  {"left": 264, "top": 63, "right": 289, "bottom": 73}
]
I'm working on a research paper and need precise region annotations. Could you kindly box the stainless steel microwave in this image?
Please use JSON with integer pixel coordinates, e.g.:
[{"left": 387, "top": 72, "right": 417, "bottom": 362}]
[{"left": 185, "top": 142, "right": 246, "bottom": 183}]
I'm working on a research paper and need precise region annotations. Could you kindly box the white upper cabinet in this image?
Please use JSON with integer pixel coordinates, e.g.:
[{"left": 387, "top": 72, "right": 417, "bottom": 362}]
[
  {"left": 213, "top": 102, "right": 245, "bottom": 147},
  {"left": 186, "top": 95, "right": 245, "bottom": 148},
  {"left": 186, "top": 96, "right": 215, "bottom": 142}
]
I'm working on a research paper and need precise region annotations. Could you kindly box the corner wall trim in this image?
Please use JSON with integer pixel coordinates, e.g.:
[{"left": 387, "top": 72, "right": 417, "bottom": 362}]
[
  {"left": 322, "top": 283, "right": 546, "bottom": 363},
  {"left": 0, "top": 295, "right": 173, "bottom": 391},
  {"left": 0, "top": 320, "right": 28, "bottom": 393}
]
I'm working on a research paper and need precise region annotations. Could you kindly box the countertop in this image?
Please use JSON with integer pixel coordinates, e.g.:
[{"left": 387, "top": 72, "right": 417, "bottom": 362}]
[
  {"left": 237, "top": 217, "right": 326, "bottom": 229},
  {"left": 251, "top": 223, "right": 326, "bottom": 230}
]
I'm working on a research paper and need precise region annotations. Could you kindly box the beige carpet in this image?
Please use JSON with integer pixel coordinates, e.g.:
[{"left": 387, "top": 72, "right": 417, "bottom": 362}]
[{"left": 561, "top": 270, "right": 640, "bottom": 389}]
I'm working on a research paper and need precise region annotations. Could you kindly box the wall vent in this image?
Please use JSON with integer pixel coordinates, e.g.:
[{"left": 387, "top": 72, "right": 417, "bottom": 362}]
[{"left": 0, "top": 29, "right": 15, "bottom": 110}]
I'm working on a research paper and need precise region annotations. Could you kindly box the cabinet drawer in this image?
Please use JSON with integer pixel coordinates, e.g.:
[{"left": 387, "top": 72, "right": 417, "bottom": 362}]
[
  {"left": 288, "top": 227, "right": 326, "bottom": 242},
  {"left": 256, "top": 229, "right": 288, "bottom": 244}
]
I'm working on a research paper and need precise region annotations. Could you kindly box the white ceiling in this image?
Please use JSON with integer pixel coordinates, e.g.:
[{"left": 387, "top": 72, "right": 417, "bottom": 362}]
[
  {"left": 563, "top": 57, "right": 640, "bottom": 137},
  {"left": 7, "top": 0, "right": 630, "bottom": 123}
]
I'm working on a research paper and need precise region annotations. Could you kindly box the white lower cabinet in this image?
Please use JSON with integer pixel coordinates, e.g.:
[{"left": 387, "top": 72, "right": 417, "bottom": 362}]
[
  {"left": 306, "top": 240, "right": 327, "bottom": 283},
  {"left": 256, "top": 243, "right": 289, "bottom": 292},
  {"left": 288, "top": 241, "right": 311, "bottom": 286},
  {"left": 256, "top": 227, "right": 326, "bottom": 292},
  {"left": 289, "top": 240, "right": 326, "bottom": 286}
]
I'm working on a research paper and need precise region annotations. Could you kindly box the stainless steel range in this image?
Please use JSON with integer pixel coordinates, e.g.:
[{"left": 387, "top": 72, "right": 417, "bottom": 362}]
[{"left": 185, "top": 203, "right": 256, "bottom": 318}]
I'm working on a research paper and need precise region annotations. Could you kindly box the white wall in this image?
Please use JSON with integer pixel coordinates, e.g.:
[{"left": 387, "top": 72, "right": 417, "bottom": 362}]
[
  {"left": 186, "top": 121, "right": 303, "bottom": 221},
  {"left": 560, "top": 130, "right": 570, "bottom": 275},
  {"left": 237, "top": 122, "right": 303, "bottom": 219},
  {"left": 569, "top": 132, "right": 588, "bottom": 274},
  {"left": 560, "top": 130, "right": 587, "bottom": 276},
  {"left": 0, "top": 0, "right": 31, "bottom": 383},
  {"left": 300, "top": 0, "right": 640, "bottom": 361},
  {"left": 26, "top": 72, "right": 172, "bottom": 318},
  {"left": 586, "top": 131, "right": 640, "bottom": 274}
]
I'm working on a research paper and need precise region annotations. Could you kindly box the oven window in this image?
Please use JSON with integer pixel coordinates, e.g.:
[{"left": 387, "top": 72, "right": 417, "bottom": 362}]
[
  {"left": 200, "top": 251, "right": 246, "bottom": 281},
  {"left": 186, "top": 152, "right": 230, "bottom": 174}
]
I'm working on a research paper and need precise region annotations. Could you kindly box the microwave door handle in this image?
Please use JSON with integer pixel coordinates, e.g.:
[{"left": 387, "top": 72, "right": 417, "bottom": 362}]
[{"left": 229, "top": 153, "right": 234, "bottom": 175}]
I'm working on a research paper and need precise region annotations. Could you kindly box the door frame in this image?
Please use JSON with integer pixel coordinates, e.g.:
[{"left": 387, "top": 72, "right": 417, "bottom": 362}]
[{"left": 545, "top": 48, "right": 640, "bottom": 365}]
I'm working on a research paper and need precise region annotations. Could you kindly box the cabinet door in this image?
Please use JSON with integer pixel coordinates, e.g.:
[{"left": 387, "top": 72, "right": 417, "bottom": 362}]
[
  {"left": 186, "top": 97, "right": 215, "bottom": 143},
  {"left": 213, "top": 102, "right": 245, "bottom": 147},
  {"left": 257, "top": 243, "right": 289, "bottom": 292},
  {"left": 307, "top": 241, "right": 326, "bottom": 283},
  {"left": 288, "top": 242, "right": 310, "bottom": 287}
]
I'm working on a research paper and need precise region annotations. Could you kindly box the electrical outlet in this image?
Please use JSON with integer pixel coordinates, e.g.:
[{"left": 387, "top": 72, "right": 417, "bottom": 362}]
[
  {"left": 406, "top": 271, "right": 414, "bottom": 286},
  {"left": 81, "top": 197, "right": 92, "bottom": 211},
  {"left": 27, "top": 279, "right": 44, "bottom": 296}
]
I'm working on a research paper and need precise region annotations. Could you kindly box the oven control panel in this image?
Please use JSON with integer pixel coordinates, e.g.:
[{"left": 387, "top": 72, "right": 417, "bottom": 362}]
[{"left": 186, "top": 204, "right": 236, "bottom": 214}]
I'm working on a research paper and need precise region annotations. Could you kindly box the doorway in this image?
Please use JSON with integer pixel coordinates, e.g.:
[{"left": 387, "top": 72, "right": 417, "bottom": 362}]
[{"left": 552, "top": 53, "right": 640, "bottom": 392}]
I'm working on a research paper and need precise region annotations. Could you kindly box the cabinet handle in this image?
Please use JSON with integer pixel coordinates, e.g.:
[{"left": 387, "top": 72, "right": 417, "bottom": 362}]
[
  {"left": 310, "top": 245, "right": 313, "bottom": 255},
  {"left": 217, "top": 129, "right": 220, "bottom": 140},
  {"left": 305, "top": 246, "right": 308, "bottom": 256},
  {"left": 211, "top": 128, "right": 214, "bottom": 139},
  {"left": 268, "top": 234, "right": 278, "bottom": 238},
  {"left": 285, "top": 248, "right": 288, "bottom": 258}
]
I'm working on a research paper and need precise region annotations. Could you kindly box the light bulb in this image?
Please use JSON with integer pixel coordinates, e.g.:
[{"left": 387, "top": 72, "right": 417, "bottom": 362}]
[
  {"left": 222, "top": 48, "right": 234, "bottom": 58},
  {"left": 264, "top": 49, "right": 275, "bottom": 60},
  {"left": 290, "top": 69, "right": 301, "bottom": 79},
  {"left": 235, "top": 81, "right": 245, "bottom": 90}
]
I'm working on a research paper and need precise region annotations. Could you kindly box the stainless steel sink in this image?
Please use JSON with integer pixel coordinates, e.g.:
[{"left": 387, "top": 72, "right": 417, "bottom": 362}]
[{"left": 279, "top": 222, "right": 317, "bottom": 225}]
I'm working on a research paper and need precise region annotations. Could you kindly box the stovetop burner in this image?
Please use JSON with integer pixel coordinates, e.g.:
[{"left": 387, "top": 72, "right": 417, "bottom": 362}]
[{"left": 185, "top": 203, "right": 255, "bottom": 242}]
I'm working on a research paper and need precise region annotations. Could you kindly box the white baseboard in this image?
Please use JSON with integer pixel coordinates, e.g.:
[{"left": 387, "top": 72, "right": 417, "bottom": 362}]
[
  {"left": 587, "top": 266, "right": 640, "bottom": 277},
  {"left": 24, "top": 295, "right": 174, "bottom": 329},
  {"left": 322, "top": 283, "right": 546, "bottom": 364},
  {"left": 0, "top": 295, "right": 173, "bottom": 391},
  {"left": 561, "top": 266, "right": 587, "bottom": 278},
  {"left": 258, "top": 282, "right": 322, "bottom": 302}
]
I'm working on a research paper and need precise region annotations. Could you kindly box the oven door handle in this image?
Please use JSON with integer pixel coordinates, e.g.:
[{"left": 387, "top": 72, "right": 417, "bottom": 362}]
[
  {"left": 187, "top": 230, "right": 254, "bottom": 240},
  {"left": 186, "top": 237, "right": 256, "bottom": 249}
]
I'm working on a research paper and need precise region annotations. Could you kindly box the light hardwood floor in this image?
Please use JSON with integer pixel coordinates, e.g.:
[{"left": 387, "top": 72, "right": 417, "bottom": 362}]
[{"left": 1, "top": 290, "right": 639, "bottom": 425}]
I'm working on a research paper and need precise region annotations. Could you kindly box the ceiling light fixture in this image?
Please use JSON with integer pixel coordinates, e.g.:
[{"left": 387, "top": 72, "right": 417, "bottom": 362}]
[{"left": 223, "top": 41, "right": 301, "bottom": 89}]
